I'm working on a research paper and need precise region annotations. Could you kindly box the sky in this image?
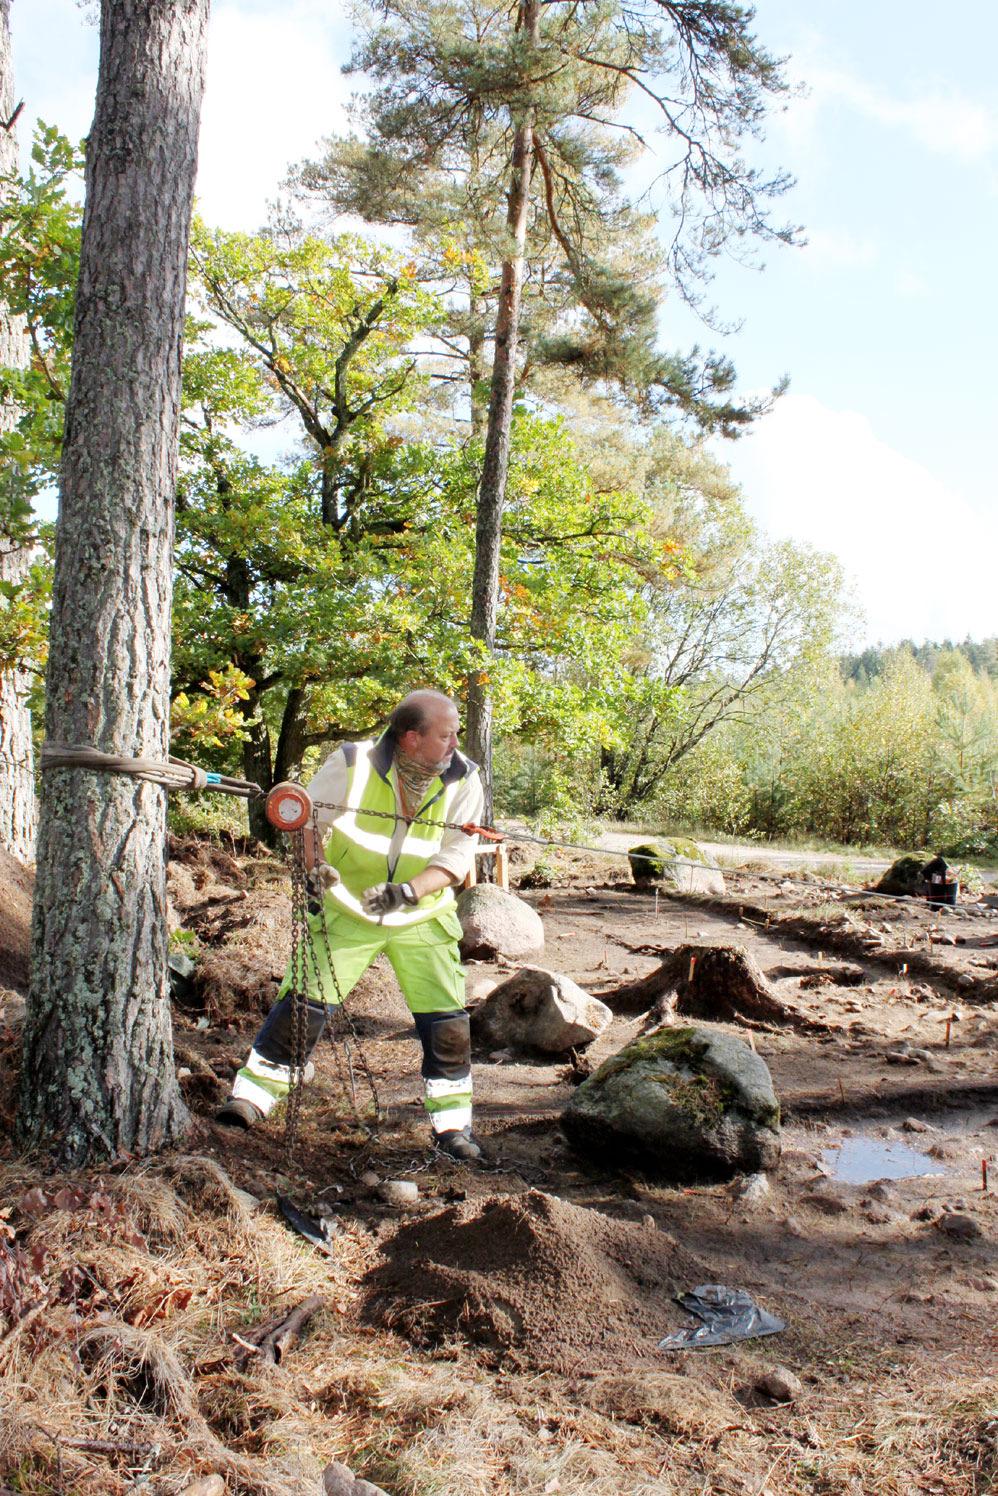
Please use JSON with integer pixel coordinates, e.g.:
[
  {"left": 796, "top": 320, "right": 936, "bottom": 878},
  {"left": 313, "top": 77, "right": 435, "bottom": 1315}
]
[{"left": 8, "top": 0, "right": 998, "bottom": 647}]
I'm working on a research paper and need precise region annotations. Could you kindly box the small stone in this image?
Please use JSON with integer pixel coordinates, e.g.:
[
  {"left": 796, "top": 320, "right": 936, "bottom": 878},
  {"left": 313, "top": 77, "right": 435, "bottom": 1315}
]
[
  {"left": 177, "top": 1066, "right": 192, "bottom": 1080},
  {"left": 806, "top": 1186, "right": 850, "bottom": 1215},
  {"left": 756, "top": 1365, "right": 804, "bottom": 1403},
  {"left": 735, "top": 1173, "right": 772, "bottom": 1205},
  {"left": 232, "top": 1188, "right": 260, "bottom": 1213},
  {"left": 358, "top": 1170, "right": 381, "bottom": 1189},
  {"left": 180, "top": 1479, "right": 226, "bottom": 1496},
  {"left": 322, "top": 1463, "right": 359, "bottom": 1496},
  {"left": 902, "top": 1117, "right": 933, "bottom": 1133},
  {"left": 909, "top": 1047, "right": 933, "bottom": 1062},
  {"left": 465, "top": 970, "right": 499, "bottom": 1004},
  {"left": 379, "top": 1180, "right": 419, "bottom": 1208},
  {"left": 937, "top": 1213, "right": 983, "bottom": 1242},
  {"left": 969, "top": 1275, "right": 998, "bottom": 1291},
  {"left": 783, "top": 1215, "right": 806, "bottom": 1237},
  {"left": 488, "top": 1048, "right": 514, "bottom": 1063},
  {"left": 641, "top": 1213, "right": 656, "bottom": 1230}
]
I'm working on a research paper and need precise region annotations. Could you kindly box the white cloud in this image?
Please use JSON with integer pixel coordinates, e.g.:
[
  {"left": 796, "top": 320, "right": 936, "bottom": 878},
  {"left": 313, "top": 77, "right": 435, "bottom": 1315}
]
[
  {"left": 725, "top": 394, "right": 998, "bottom": 645},
  {"left": 804, "top": 229, "right": 879, "bottom": 269},
  {"left": 894, "top": 268, "right": 930, "bottom": 299},
  {"left": 197, "top": 0, "right": 353, "bottom": 230},
  {"left": 809, "top": 66, "right": 998, "bottom": 161}
]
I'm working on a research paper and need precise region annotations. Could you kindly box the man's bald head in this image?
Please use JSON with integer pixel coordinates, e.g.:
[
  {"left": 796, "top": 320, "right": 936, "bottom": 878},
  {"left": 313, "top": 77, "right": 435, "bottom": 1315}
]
[{"left": 390, "top": 691, "right": 461, "bottom": 771}]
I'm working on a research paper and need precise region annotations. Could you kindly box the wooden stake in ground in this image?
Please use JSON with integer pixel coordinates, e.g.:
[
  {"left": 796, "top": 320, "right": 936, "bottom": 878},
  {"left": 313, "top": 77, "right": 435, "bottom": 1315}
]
[{"left": 18, "top": 0, "right": 210, "bottom": 1165}]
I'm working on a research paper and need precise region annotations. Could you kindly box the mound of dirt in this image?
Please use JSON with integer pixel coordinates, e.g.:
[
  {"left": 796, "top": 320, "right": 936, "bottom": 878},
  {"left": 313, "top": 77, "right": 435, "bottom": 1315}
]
[
  {"left": 363, "top": 1188, "right": 707, "bottom": 1372},
  {"left": 0, "top": 845, "right": 33, "bottom": 998},
  {"left": 193, "top": 889, "right": 290, "bottom": 1021},
  {"left": 166, "top": 838, "right": 290, "bottom": 1020}
]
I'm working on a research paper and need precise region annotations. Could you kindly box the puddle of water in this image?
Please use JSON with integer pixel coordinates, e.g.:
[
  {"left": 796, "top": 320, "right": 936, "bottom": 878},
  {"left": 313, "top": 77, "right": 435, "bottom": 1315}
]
[{"left": 820, "top": 1136, "right": 942, "bottom": 1184}]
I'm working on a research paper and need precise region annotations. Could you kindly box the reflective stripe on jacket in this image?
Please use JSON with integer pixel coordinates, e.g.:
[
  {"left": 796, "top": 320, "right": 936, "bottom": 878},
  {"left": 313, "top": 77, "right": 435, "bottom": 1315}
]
[{"left": 323, "top": 734, "right": 480, "bottom": 927}]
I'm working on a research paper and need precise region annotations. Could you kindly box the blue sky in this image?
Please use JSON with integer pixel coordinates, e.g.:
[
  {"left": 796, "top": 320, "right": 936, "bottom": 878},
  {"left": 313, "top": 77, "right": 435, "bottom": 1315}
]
[{"left": 9, "top": 0, "right": 998, "bottom": 646}]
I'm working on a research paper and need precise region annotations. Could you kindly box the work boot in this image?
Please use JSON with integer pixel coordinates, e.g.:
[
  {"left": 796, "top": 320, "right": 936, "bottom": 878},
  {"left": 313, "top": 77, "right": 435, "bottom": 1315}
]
[
  {"left": 435, "top": 1125, "right": 483, "bottom": 1162},
  {"left": 215, "top": 1097, "right": 264, "bottom": 1130}
]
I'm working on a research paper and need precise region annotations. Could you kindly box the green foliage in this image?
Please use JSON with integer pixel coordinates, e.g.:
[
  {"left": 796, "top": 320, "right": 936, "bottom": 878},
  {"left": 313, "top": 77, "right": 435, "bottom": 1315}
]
[
  {"left": 0, "top": 530, "right": 52, "bottom": 678},
  {"left": 651, "top": 647, "right": 998, "bottom": 856},
  {"left": 595, "top": 435, "right": 848, "bottom": 814},
  {"left": 170, "top": 664, "right": 255, "bottom": 752},
  {"left": 296, "top": 0, "right": 797, "bottom": 435},
  {"left": 0, "top": 124, "right": 83, "bottom": 537}
]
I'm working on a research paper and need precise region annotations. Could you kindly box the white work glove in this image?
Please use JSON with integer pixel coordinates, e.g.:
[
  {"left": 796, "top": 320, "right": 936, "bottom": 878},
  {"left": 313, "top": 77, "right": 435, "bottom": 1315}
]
[
  {"left": 362, "top": 881, "right": 418, "bottom": 916},
  {"left": 306, "top": 863, "right": 340, "bottom": 911}
]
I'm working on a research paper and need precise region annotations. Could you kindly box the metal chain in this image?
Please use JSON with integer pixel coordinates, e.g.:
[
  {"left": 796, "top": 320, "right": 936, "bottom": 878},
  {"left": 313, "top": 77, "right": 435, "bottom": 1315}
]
[
  {"left": 281, "top": 810, "right": 383, "bottom": 1169},
  {"left": 282, "top": 827, "right": 311, "bottom": 1169},
  {"left": 308, "top": 805, "right": 382, "bottom": 1128}
]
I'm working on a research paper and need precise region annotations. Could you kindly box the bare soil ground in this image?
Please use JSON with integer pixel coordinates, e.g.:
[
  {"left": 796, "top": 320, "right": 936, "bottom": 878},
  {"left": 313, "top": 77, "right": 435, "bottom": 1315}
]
[{"left": 1, "top": 839, "right": 996, "bottom": 1495}]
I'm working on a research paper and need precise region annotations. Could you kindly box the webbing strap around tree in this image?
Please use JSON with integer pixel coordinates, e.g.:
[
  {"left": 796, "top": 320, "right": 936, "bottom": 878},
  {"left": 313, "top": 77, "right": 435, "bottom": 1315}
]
[{"left": 40, "top": 742, "right": 261, "bottom": 798}]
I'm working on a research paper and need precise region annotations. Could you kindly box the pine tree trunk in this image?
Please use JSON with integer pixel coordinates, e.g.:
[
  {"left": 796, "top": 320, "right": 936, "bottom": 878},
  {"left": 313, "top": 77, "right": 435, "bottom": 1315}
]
[
  {"left": 17, "top": 0, "right": 210, "bottom": 1165},
  {"left": 0, "top": 0, "right": 37, "bottom": 865},
  {"left": 465, "top": 0, "right": 539, "bottom": 819}
]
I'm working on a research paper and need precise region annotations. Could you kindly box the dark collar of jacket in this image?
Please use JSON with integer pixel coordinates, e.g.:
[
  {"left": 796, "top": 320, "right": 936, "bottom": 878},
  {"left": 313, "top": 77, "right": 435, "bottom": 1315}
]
[{"left": 368, "top": 730, "right": 477, "bottom": 786}]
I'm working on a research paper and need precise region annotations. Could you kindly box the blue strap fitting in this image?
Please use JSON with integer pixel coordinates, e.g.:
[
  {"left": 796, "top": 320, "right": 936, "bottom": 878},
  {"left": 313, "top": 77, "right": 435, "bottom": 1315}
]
[{"left": 206, "top": 772, "right": 222, "bottom": 785}]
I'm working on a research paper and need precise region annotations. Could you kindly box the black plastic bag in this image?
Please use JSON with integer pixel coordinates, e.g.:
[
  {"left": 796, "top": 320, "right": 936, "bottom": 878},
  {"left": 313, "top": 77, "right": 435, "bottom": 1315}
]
[{"left": 658, "top": 1284, "right": 785, "bottom": 1350}]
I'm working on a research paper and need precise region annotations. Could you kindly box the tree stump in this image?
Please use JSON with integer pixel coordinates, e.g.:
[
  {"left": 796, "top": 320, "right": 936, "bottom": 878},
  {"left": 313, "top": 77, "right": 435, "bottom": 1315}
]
[
  {"left": 600, "top": 943, "right": 792, "bottom": 1028},
  {"left": 231, "top": 1294, "right": 325, "bottom": 1369}
]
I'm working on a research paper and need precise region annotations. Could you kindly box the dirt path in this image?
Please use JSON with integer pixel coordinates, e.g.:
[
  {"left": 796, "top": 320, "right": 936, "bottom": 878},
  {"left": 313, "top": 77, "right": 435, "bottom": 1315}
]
[{"left": 593, "top": 829, "right": 998, "bottom": 884}]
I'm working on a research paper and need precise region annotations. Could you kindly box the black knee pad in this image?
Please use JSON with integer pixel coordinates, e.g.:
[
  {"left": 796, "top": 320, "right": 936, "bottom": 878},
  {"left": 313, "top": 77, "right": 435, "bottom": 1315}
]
[
  {"left": 255, "top": 993, "right": 327, "bottom": 1067},
  {"left": 414, "top": 1011, "right": 471, "bottom": 1080}
]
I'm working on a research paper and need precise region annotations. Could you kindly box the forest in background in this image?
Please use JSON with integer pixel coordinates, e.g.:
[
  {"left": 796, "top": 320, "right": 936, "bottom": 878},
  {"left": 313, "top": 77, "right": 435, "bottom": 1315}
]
[{"left": 2, "top": 108, "right": 994, "bottom": 863}]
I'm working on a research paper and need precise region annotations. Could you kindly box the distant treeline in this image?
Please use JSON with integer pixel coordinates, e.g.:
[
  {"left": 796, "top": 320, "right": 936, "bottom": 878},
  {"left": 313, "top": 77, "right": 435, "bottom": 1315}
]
[{"left": 842, "top": 637, "right": 998, "bottom": 683}]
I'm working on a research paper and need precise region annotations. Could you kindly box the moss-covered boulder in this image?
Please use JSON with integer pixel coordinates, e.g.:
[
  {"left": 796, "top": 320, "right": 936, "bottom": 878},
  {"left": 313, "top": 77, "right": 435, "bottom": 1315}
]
[
  {"left": 627, "top": 840, "right": 725, "bottom": 895},
  {"left": 562, "top": 1025, "right": 780, "bottom": 1181},
  {"left": 874, "top": 855, "right": 926, "bottom": 897}
]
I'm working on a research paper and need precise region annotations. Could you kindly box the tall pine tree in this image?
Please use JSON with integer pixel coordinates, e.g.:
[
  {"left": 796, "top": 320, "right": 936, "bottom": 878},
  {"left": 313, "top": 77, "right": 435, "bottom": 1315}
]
[
  {"left": 18, "top": 0, "right": 210, "bottom": 1165},
  {"left": 297, "top": 0, "right": 797, "bottom": 809}
]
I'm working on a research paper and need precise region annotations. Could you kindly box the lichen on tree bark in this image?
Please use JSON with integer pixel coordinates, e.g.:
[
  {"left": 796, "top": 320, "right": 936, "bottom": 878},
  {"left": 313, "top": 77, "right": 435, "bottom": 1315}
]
[{"left": 18, "top": 0, "right": 211, "bottom": 1165}]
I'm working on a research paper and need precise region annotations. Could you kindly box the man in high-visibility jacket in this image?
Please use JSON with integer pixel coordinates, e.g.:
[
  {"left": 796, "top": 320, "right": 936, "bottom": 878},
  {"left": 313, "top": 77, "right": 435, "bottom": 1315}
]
[{"left": 216, "top": 690, "right": 485, "bottom": 1161}]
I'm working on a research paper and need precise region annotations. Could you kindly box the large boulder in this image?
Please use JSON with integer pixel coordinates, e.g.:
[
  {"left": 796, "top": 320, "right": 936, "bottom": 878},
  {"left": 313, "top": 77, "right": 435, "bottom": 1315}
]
[
  {"left": 562, "top": 1025, "right": 780, "bottom": 1181},
  {"left": 471, "top": 966, "right": 613, "bottom": 1055},
  {"left": 628, "top": 839, "right": 725, "bottom": 896},
  {"left": 457, "top": 885, "right": 544, "bottom": 962},
  {"left": 874, "top": 855, "right": 926, "bottom": 897}
]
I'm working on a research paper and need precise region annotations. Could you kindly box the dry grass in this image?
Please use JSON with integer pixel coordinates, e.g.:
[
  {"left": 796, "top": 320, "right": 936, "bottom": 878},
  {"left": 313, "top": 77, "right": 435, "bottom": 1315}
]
[{"left": 1, "top": 1152, "right": 994, "bottom": 1496}]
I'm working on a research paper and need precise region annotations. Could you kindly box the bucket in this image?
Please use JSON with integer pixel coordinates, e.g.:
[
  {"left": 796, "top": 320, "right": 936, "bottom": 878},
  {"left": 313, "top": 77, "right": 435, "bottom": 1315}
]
[{"left": 924, "top": 876, "right": 958, "bottom": 907}]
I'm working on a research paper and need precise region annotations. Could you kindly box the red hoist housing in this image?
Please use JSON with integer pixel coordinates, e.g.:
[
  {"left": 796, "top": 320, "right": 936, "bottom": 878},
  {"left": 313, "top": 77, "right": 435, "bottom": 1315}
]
[{"left": 264, "top": 781, "right": 313, "bottom": 832}]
